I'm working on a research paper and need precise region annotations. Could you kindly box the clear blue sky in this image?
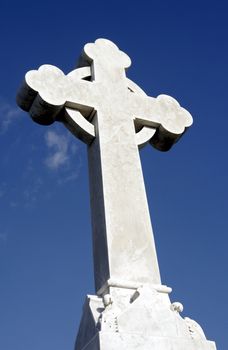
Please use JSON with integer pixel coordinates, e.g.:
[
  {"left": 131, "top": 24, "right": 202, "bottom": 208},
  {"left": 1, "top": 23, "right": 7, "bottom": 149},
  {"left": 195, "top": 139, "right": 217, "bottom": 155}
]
[{"left": 0, "top": 0, "right": 227, "bottom": 349}]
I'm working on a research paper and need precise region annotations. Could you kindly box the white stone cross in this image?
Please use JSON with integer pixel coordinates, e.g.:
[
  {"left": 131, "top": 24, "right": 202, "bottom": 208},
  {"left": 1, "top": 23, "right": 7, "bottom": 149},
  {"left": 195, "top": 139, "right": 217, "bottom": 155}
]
[{"left": 17, "top": 39, "right": 193, "bottom": 294}]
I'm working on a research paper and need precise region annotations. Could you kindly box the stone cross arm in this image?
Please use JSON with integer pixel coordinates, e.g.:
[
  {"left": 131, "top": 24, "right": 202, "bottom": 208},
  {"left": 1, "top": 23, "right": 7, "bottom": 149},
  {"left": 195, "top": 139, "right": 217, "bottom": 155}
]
[{"left": 16, "top": 39, "right": 192, "bottom": 152}]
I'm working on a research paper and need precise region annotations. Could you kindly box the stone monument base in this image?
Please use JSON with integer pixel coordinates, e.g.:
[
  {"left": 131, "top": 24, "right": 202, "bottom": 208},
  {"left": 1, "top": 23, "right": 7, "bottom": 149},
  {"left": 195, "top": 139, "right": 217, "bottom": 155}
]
[
  {"left": 82, "top": 332, "right": 216, "bottom": 350},
  {"left": 75, "top": 282, "right": 216, "bottom": 350}
]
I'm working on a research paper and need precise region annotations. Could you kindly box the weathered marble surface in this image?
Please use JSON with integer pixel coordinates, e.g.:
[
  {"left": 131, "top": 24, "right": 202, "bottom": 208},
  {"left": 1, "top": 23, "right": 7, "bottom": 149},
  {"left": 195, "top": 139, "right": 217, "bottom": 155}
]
[
  {"left": 16, "top": 39, "right": 216, "bottom": 350},
  {"left": 16, "top": 38, "right": 192, "bottom": 292},
  {"left": 83, "top": 333, "right": 216, "bottom": 350},
  {"left": 75, "top": 286, "right": 216, "bottom": 350}
]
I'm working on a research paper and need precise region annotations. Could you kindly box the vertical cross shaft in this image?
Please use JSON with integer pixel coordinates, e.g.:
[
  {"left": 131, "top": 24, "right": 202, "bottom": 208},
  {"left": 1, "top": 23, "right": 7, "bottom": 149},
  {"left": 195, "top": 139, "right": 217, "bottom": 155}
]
[
  {"left": 84, "top": 41, "right": 161, "bottom": 292},
  {"left": 88, "top": 110, "right": 161, "bottom": 293}
]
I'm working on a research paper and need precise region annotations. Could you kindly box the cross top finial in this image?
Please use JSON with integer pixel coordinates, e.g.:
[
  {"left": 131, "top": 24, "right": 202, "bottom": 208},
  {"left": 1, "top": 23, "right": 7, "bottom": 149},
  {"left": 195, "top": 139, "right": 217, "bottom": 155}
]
[
  {"left": 83, "top": 38, "right": 131, "bottom": 69},
  {"left": 80, "top": 39, "right": 131, "bottom": 84}
]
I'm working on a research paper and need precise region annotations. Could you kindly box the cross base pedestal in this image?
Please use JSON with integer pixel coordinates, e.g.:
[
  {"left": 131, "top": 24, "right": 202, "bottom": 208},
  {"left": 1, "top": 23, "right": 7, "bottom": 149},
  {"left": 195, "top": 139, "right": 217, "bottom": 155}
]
[
  {"left": 75, "top": 285, "right": 216, "bottom": 350},
  {"left": 82, "top": 332, "right": 216, "bottom": 350}
]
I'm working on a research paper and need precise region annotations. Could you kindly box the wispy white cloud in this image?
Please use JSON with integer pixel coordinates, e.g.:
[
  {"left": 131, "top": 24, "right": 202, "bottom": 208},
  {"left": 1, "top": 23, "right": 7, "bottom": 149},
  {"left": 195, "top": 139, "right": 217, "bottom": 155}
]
[
  {"left": 44, "top": 129, "right": 82, "bottom": 187},
  {"left": 44, "top": 130, "right": 69, "bottom": 170},
  {"left": 1, "top": 127, "right": 81, "bottom": 208},
  {"left": 0, "top": 100, "right": 21, "bottom": 134},
  {"left": 57, "top": 168, "right": 81, "bottom": 185}
]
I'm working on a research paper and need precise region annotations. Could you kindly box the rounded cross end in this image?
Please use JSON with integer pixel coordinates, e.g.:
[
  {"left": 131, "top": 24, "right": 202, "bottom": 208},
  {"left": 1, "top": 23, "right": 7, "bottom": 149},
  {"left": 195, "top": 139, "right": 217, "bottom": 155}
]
[{"left": 83, "top": 38, "right": 131, "bottom": 70}]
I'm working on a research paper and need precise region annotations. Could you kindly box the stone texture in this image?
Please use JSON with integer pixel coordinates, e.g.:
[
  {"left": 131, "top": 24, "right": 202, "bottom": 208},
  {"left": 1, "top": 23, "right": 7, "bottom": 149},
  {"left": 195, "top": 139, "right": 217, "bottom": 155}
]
[
  {"left": 75, "top": 286, "right": 216, "bottom": 350},
  {"left": 16, "top": 38, "right": 193, "bottom": 292},
  {"left": 83, "top": 333, "right": 216, "bottom": 350},
  {"left": 16, "top": 38, "right": 216, "bottom": 350}
]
